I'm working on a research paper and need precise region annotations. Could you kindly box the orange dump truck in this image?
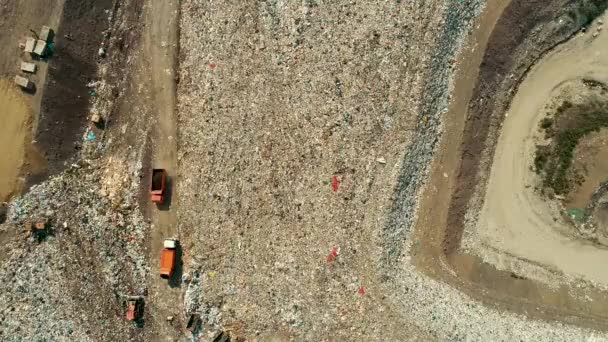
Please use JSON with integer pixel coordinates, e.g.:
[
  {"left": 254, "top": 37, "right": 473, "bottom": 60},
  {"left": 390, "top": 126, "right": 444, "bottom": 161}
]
[
  {"left": 150, "top": 169, "right": 167, "bottom": 204},
  {"left": 160, "top": 238, "right": 178, "bottom": 279}
]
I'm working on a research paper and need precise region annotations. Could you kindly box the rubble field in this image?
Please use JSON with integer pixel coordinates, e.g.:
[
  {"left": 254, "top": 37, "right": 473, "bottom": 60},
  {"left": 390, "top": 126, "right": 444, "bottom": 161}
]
[
  {"left": 4, "top": 0, "right": 608, "bottom": 341},
  {"left": 178, "top": 0, "right": 608, "bottom": 340}
]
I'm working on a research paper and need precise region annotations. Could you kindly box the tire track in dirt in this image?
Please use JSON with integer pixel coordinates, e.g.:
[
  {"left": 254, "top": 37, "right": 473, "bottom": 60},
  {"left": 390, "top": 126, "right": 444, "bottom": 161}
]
[
  {"left": 413, "top": 0, "right": 608, "bottom": 331},
  {"left": 143, "top": 0, "right": 181, "bottom": 339},
  {"left": 474, "top": 15, "right": 608, "bottom": 286}
]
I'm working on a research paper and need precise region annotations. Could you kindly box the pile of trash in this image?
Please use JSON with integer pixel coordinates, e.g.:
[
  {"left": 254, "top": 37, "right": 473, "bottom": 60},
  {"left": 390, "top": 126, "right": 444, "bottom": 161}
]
[
  {"left": 1, "top": 9, "right": 151, "bottom": 336},
  {"left": 176, "top": 0, "right": 467, "bottom": 339},
  {"left": 1, "top": 146, "right": 150, "bottom": 340}
]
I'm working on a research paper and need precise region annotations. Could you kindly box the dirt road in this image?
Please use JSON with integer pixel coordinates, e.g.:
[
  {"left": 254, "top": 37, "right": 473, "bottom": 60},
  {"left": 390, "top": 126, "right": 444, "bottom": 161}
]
[
  {"left": 143, "top": 0, "right": 181, "bottom": 339},
  {"left": 411, "top": 0, "right": 608, "bottom": 330},
  {"left": 472, "top": 14, "right": 608, "bottom": 286}
]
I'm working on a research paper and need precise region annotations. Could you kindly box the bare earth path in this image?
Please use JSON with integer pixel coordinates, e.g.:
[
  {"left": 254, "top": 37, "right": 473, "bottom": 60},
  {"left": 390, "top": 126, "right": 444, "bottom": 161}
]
[
  {"left": 143, "top": 0, "right": 181, "bottom": 340},
  {"left": 471, "top": 13, "right": 608, "bottom": 286}
]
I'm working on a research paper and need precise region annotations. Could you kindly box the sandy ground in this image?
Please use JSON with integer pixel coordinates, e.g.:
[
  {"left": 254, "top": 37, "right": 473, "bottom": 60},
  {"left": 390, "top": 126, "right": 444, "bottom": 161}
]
[
  {"left": 470, "top": 14, "right": 608, "bottom": 286},
  {"left": 0, "top": 80, "right": 32, "bottom": 200},
  {"left": 0, "top": 0, "right": 64, "bottom": 201},
  {"left": 410, "top": 0, "right": 608, "bottom": 331}
]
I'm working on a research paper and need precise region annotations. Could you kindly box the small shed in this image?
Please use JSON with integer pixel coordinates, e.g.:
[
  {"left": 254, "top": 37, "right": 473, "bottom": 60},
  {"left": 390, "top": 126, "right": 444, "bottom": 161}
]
[
  {"left": 40, "top": 26, "right": 53, "bottom": 42},
  {"left": 24, "top": 38, "right": 36, "bottom": 54},
  {"left": 20, "top": 61, "right": 36, "bottom": 73},
  {"left": 90, "top": 113, "right": 102, "bottom": 124},
  {"left": 33, "top": 40, "right": 47, "bottom": 56},
  {"left": 14, "top": 75, "right": 33, "bottom": 90}
]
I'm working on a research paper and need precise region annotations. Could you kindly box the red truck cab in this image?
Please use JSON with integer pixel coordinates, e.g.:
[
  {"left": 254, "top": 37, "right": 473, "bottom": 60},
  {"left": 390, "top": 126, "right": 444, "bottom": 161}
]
[{"left": 150, "top": 169, "right": 167, "bottom": 204}]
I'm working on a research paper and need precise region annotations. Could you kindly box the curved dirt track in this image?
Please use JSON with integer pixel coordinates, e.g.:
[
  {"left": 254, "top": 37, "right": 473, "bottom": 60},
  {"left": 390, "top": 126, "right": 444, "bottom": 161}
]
[
  {"left": 473, "top": 16, "right": 608, "bottom": 286},
  {"left": 411, "top": 0, "right": 608, "bottom": 332}
]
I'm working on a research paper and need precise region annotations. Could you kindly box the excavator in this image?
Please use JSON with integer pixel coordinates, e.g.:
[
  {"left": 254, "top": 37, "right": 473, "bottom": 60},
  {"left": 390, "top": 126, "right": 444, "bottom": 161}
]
[{"left": 125, "top": 296, "right": 144, "bottom": 322}]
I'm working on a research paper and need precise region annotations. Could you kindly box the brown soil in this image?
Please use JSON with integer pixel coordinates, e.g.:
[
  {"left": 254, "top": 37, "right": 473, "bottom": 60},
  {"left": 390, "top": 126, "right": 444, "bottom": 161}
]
[
  {"left": 0, "top": 0, "right": 64, "bottom": 79},
  {"left": 140, "top": 0, "right": 182, "bottom": 339},
  {"left": 0, "top": 0, "right": 64, "bottom": 200},
  {"left": 36, "top": 0, "right": 115, "bottom": 175},
  {"left": 0, "top": 0, "right": 116, "bottom": 198},
  {"left": 592, "top": 200, "right": 608, "bottom": 243},
  {"left": 0, "top": 80, "right": 34, "bottom": 201},
  {"left": 414, "top": 0, "right": 608, "bottom": 331},
  {"left": 444, "top": 0, "right": 576, "bottom": 255},
  {"left": 526, "top": 79, "right": 608, "bottom": 220}
]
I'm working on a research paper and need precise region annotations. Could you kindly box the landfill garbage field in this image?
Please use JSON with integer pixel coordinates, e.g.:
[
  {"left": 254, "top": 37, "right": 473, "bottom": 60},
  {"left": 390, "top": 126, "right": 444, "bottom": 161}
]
[{"left": 3, "top": 0, "right": 608, "bottom": 341}]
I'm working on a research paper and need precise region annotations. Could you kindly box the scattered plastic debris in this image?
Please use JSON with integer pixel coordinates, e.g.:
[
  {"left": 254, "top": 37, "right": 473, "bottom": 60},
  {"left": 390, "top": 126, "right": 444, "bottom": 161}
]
[
  {"left": 326, "top": 246, "right": 340, "bottom": 262},
  {"left": 358, "top": 286, "right": 366, "bottom": 296},
  {"left": 87, "top": 131, "right": 96, "bottom": 141},
  {"left": 567, "top": 208, "right": 586, "bottom": 223},
  {"left": 332, "top": 175, "right": 340, "bottom": 192}
]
